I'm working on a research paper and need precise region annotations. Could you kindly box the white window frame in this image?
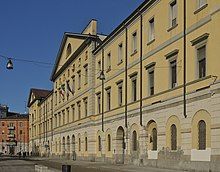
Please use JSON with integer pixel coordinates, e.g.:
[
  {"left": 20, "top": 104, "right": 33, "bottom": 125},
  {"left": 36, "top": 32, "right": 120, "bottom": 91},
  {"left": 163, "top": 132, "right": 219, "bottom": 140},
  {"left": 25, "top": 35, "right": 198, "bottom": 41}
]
[
  {"left": 84, "top": 64, "right": 88, "bottom": 85},
  {"left": 131, "top": 31, "right": 137, "bottom": 53},
  {"left": 148, "top": 68, "right": 155, "bottom": 96},
  {"left": 148, "top": 17, "right": 155, "bottom": 42},
  {"left": 169, "top": 0, "right": 177, "bottom": 28},
  {"left": 131, "top": 75, "right": 137, "bottom": 102},
  {"left": 106, "top": 52, "right": 111, "bottom": 71},
  {"left": 118, "top": 43, "right": 123, "bottom": 64},
  {"left": 117, "top": 82, "right": 123, "bottom": 106},
  {"left": 197, "top": 0, "right": 207, "bottom": 8},
  {"left": 106, "top": 88, "right": 111, "bottom": 111}
]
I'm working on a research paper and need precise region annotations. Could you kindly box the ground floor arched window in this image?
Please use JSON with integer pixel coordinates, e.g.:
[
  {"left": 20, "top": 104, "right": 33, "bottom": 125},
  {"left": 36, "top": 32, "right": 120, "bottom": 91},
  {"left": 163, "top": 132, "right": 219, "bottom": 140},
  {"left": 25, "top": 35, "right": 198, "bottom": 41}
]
[
  {"left": 132, "top": 130, "right": 137, "bottom": 151},
  {"left": 107, "top": 134, "right": 111, "bottom": 151},
  {"left": 152, "top": 128, "right": 157, "bottom": 151},
  {"left": 171, "top": 124, "right": 177, "bottom": 150},
  {"left": 198, "top": 120, "right": 206, "bottom": 150}
]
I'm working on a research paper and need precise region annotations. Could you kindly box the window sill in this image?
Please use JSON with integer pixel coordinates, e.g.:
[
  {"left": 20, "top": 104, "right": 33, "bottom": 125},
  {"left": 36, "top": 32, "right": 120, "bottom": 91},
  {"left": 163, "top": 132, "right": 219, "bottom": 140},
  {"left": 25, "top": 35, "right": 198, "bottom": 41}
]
[
  {"left": 167, "top": 23, "right": 178, "bottom": 32},
  {"left": 106, "top": 68, "right": 111, "bottom": 73},
  {"left": 147, "top": 39, "right": 155, "bottom": 46},
  {"left": 131, "top": 49, "right": 138, "bottom": 56},
  {"left": 194, "top": 4, "right": 208, "bottom": 14},
  {"left": 117, "top": 60, "right": 123, "bottom": 66}
]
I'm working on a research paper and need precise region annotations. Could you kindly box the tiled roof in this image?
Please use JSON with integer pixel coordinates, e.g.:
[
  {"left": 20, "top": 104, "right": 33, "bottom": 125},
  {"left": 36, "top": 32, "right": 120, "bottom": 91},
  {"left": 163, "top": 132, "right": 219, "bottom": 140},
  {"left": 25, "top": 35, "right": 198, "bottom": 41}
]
[{"left": 31, "top": 88, "right": 51, "bottom": 99}]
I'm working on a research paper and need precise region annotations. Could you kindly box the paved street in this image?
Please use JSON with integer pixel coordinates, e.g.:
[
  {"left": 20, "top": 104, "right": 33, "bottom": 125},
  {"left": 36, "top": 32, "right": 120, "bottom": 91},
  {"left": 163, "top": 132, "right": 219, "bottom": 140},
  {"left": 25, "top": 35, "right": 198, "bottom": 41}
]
[
  {"left": 26, "top": 157, "right": 189, "bottom": 172},
  {"left": 0, "top": 156, "right": 58, "bottom": 172},
  {"left": 0, "top": 157, "right": 34, "bottom": 172},
  {"left": 0, "top": 156, "right": 189, "bottom": 172}
]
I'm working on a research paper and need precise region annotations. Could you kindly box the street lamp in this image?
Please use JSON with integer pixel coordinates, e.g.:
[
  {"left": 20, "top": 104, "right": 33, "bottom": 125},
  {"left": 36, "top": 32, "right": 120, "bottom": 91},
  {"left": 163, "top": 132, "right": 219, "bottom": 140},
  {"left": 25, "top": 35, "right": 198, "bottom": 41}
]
[
  {"left": 6, "top": 59, "right": 13, "bottom": 70},
  {"left": 98, "top": 70, "right": 105, "bottom": 132}
]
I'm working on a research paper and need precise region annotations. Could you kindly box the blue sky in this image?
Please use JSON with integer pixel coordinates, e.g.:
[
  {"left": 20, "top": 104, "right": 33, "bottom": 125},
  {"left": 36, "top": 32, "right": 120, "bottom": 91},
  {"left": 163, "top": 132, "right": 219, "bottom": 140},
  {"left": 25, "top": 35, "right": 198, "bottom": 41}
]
[{"left": 0, "top": 0, "right": 143, "bottom": 113}]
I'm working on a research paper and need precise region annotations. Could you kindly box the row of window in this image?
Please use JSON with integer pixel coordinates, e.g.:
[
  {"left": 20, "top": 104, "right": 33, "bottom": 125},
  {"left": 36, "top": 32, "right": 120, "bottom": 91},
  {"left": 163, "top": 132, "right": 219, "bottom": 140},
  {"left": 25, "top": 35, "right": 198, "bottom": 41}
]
[
  {"left": 54, "top": 64, "right": 89, "bottom": 106},
  {"left": 1, "top": 122, "right": 24, "bottom": 127},
  {"left": 98, "top": 0, "right": 207, "bottom": 71},
  {"left": 96, "top": 44, "right": 206, "bottom": 113},
  {"left": 54, "top": 118, "right": 207, "bottom": 154},
  {"left": 54, "top": 97, "right": 88, "bottom": 128}
]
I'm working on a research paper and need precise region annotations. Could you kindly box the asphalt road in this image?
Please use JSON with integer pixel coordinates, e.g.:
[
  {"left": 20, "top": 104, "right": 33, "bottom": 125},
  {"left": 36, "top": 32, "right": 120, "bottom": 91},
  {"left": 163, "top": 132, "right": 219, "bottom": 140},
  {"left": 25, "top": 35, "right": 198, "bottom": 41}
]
[{"left": 0, "top": 156, "right": 189, "bottom": 172}]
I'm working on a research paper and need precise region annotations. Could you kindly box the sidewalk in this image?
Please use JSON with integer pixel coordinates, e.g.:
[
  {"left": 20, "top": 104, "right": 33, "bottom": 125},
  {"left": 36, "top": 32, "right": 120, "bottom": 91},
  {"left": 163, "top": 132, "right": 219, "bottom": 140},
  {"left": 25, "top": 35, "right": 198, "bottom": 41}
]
[{"left": 28, "top": 157, "right": 189, "bottom": 172}]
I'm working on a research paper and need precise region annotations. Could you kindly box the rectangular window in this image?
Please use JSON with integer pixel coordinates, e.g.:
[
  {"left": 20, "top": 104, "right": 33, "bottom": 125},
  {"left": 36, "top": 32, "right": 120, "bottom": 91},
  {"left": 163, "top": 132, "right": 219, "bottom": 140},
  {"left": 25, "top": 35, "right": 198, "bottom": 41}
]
[
  {"left": 118, "top": 43, "right": 123, "bottom": 63},
  {"left": 77, "top": 102, "right": 81, "bottom": 120},
  {"left": 58, "top": 88, "right": 61, "bottom": 103},
  {"left": 106, "top": 88, "right": 111, "bottom": 111},
  {"left": 107, "top": 52, "right": 111, "bottom": 71},
  {"left": 71, "top": 105, "right": 75, "bottom": 122},
  {"left": 149, "top": 70, "right": 154, "bottom": 96},
  {"left": 72, "top": 76, "right": 75, "bottom": 94},
  {"left": 198, "top": 46, "right": 206, "bottom": 78},
  {"left": 132, "top": 32, "right": 137, "bottom": 53},
  {"left": 149, "top": 18, "right": 155, "bottom": 41},
  {"left": 55, "top": 114, "right": 57, "bottom": 128},
  {"left": 62, "top": 110, "right": 65, "bottom": 125},
  {"left": 84, "top": 98, "right": 88, "bottom": 117},
  {"left": 170, "top": 0, "right": 177, "bottom": 27},
  {"left": 58, "top": 113, "right": 61, "bottom": 127},
  {"left": 85, "top": 51, "right": 88, "bottom": 61},
  {"left": 98, "top": 60, "right": 101, "bottom": 72},
  {"left": 118, "top": 83, "right": 123, "bottom": 106},
  {"left": 198, "top": 0, "right": 206, "bottom": 8},
  {"left": 78, "top": 71, "right": 81, "bottom": 89},
  {"left": 97, "top": 93, "right": 101, "bottom": 114},
  {"left": 66, "top": 108, "right": 69, "bottom": 123},
  {"left": 55, "top": 91, "right": 57, "bottom": 105},
  {"left": 131, "top": 77, "right": 137, "bottom": 102},
  {"left": 66, "top": 80, "right": 70, "bottom": 100},
  {"left": 171, "top": 60, "right": 177, "bottom": 88},
  {"left": 84, "top": 65, "right": 88, "bottom": 85}
]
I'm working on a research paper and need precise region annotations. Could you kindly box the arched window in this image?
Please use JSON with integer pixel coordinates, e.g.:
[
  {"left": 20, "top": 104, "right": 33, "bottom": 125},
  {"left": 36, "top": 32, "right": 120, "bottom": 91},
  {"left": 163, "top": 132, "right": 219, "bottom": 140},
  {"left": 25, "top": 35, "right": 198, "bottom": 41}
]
[
  {"left": 107, "top": 134, "right": 111, "bottom": 151},
  {"left": 171, "top": 124, "right": 177, "bottom": 150},
  {"left": 55, "top": 141, "right": 57, "bottom": 152},
  {"left": 78, "top": 138, "right": 81, "bottom": 151},
  {"left": 198, "top": 120, "right": 206, "bottom": 150},
  {"left": 85, "top": 137, "right": 88, "bottom": 152},
  {"left": 152, "top": 128, "right": 157, "bottom": 151},
  {"left": 132, "top": 130, "right": 137, "bottom": 151},
  {"left": 66, "top": 43, "right": 72, "bottom": 58},
  {"left": 98, "top": 135, "right": 101, "bottom": 151}
]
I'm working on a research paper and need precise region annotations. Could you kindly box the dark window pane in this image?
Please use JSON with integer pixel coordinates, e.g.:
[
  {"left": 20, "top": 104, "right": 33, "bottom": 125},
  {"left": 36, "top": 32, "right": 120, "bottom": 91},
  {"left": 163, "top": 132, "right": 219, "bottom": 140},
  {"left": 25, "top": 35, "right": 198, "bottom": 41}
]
[
  {"left": 199, "top": 58, "right": 206, "bottom": 78},
  {"left": 149, "top": 71, "right": 154, "bottom": 95},
  {"left": 171, "top": 60, "right": 177, "bottom": 88},
  {"left": 198, "top": 120, "right": 206, "bottom": 150},
  {"left": 171, "top": 124, "right": 177, "bottom": 150},
  {"left": 152, "top": 128, "right": 157, "bottom": 151},
  {"left": 132, "top": 130, "right": 137, "bottom": 151}
]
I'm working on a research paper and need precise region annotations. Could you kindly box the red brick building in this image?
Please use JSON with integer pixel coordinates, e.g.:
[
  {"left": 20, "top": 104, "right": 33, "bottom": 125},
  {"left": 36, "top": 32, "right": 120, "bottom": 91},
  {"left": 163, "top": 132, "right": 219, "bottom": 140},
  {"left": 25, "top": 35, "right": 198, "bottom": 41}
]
[{"left": 0, "top": 113, "right": 29, "bottom": 155}]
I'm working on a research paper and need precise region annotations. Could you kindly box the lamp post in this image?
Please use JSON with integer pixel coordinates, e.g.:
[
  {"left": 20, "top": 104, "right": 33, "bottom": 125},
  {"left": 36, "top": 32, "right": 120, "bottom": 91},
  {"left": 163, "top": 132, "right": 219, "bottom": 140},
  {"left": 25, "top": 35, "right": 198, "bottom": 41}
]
[
  {"left": 6, "top": 59, "right": 13, "bottom": 70},
  {"left": 98, "top": 65, "right": 105, "bottom": 132}
]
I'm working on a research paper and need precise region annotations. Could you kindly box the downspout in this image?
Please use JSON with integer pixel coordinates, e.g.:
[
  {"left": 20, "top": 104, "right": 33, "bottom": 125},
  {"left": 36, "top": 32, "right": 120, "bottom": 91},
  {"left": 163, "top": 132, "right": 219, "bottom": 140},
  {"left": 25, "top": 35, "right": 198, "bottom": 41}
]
[
  {"left": 101, "top": 48, "right": 105, "bottom": 132},
  {"left": 140, "top": 12, "right": 143, "bottom": 126},
  {"left": 125, "top": 26, "right": 128, "bottom": 129},
  {"left": 183, "top": 0, "right": 187, "bottom": 118}
]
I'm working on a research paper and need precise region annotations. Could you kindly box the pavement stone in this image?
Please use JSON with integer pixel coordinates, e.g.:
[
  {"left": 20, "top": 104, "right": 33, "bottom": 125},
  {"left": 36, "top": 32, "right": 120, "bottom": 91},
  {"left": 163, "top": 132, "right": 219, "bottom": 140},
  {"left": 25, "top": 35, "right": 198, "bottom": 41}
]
[{"left": 27, "top": 157, "right": 189, "bottom": 172}]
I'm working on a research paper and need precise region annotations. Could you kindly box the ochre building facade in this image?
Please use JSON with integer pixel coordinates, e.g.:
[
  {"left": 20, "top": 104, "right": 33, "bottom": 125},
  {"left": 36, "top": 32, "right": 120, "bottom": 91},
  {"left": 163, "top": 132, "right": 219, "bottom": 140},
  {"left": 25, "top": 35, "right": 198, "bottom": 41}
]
[{"left": 28, "top": 1, "right": 220, "bottom": 171}]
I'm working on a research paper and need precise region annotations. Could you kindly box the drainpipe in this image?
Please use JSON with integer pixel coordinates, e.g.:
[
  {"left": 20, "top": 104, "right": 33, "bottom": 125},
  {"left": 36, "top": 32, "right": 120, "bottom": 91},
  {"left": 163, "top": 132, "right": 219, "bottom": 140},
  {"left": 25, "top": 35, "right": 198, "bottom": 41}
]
[
  {"left": 183, "top": 0, "right": 187, "bottom": 118},
  {"left": 140, "top": 12, "right": 143, "bottom": 126},
  {"left": 125, "top": 26, "right": 128, "bottom": 129},
  {"left": 101, "top": 48, "right": 105, "bottom": 132}
]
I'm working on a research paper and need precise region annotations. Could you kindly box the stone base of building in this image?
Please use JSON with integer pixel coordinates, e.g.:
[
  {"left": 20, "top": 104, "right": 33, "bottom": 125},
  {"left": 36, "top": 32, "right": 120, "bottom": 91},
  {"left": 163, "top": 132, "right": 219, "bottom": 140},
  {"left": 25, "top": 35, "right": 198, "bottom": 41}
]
[{"left": 42, "top": 152, "right": 220, "bottom": 172}]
